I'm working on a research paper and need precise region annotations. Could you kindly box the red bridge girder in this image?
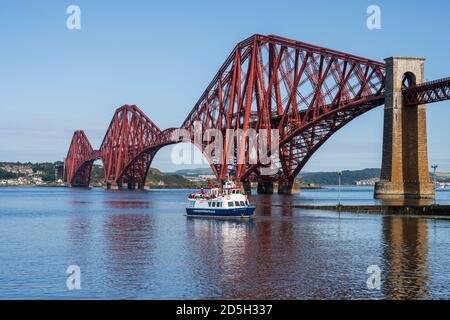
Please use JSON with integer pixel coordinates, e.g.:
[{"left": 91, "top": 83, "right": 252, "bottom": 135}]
[
  {"left": 100, "top": 104, "right": 162, "bottom": 187},
  {"left": 65, "top": 34, "right": 450, "bottom": 188},
  {"left": 181, "top": 34, "right": 386, "bottom": 182},
  {"left": 65, "top": 105, "right": 178, "bottom": 188},
  {"left": 403, "top": 77, "right": 450, "bottom": 106},
  {"left": 65, "top": 130, "right": 98, "bottom": 187}
]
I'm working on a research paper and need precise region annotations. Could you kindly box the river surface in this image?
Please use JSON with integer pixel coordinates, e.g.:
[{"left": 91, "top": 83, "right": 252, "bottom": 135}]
[{"left": 1, "top": 186, "right": 450, "bottom": 300}]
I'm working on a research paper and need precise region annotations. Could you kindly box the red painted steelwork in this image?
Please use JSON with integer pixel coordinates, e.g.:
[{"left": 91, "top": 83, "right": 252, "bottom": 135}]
[
  {"left": 65, "top": 105, "right": 178, "bottom": 188},
  {"left": 65, "top": 34, "right": 450, "bottom": 188},
  {"left": 181, "top": 34, "right": 386, "bottom": 183},
  {"left": 403, "top": 77, "right": 450, "bottom": 106},
  {"left": 65, "top": 130, "right": 98, "bottom": 187}
]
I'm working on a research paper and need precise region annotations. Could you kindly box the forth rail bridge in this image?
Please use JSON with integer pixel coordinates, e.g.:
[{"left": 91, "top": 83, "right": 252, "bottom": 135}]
[{"left": 65, "top": 34, "right": 450, "bottom": 199}]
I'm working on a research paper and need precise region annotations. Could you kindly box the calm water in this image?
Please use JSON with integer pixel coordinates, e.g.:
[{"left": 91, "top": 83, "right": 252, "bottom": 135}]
[{"left": 1, "top": 186, "right": 450, "bottom": 300}]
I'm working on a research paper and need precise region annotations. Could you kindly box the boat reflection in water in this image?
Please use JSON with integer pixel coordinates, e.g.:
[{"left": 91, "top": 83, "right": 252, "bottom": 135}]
[{"left": 185, "top": 217, "right": 255, "bottom": 298}]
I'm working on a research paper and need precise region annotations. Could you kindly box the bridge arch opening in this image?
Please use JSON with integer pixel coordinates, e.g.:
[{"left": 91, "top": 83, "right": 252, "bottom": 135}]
[
  {"left": 150, "top": 142, "right": 218, "bottom": 182},
  {"left": 402, "top": 72, "right": 417, "bottom": 89},
  {"left": 91, "top": 159, "right": 105, "bottom": 187},
  {"left": 96, "top": 141, "right": 219, "bottom": 190},
  {"left": 300, "top": 107, "right": 384, "bottom": 176},
  {"left": 70, "top": 161, "right": 95, "bottom": 187}
]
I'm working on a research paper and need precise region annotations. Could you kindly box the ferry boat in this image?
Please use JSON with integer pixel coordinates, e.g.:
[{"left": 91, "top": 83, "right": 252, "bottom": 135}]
[{"left": 186, "top": 181, "right": 256, "bottom": 218}]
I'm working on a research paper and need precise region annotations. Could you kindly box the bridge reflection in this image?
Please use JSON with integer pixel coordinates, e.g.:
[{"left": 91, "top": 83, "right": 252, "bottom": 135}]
[
  {"left": 184, "top": 197, "right": 432, "bottom": 299},
  {"left": 62, "top": 191, "right": 432, "bottom": 299},
  {"left": 381, "top": 216, "right": 429, "bottom": 299},
  {"left": 102, "top": 213, "right": 155, "bottom": 295}
]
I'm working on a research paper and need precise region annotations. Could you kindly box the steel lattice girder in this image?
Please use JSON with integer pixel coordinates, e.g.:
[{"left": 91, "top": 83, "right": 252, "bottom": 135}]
[
  {"left": 65, "top": 34, "right": 450, "bottom": 187},
  {"left": 65, "top": 105, "right": 178, "bottom": 187},
  {"left": 99, "top": 105, "right": 177, "bottom": 186},
  {"left": 403, "top": 77, "right": 450, "bottom": 106},
  {"left": 65, "top": 130, "right": 97, "bottom": 186},
  {"left": 181, "top": 34, "right": 386, "bottom": 182}
]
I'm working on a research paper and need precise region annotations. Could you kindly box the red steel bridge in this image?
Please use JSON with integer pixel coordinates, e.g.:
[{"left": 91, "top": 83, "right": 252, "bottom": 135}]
[{"left": 65, "top": 34, "right": 450, "bottom": 190}]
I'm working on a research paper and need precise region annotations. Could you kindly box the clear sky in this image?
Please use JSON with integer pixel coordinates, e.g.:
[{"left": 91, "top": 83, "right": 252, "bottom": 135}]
[{"left": 0, "top": 0, "right": 449, "bottom": 172}]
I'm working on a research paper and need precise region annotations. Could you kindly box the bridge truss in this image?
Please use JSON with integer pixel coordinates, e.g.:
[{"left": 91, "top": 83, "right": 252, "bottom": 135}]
[{"left": 65, "top": 34, "right": 450, "bottom": 189}]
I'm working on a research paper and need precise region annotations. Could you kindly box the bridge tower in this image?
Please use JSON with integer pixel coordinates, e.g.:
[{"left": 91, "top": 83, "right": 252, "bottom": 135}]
[{"left": 375, "top": 57, "right": 435, "bottom": 199}]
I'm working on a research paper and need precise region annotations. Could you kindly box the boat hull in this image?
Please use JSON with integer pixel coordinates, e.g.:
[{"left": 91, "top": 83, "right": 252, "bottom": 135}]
[{"left": 186, "top": 206, "right": 255, "bottom": 218}]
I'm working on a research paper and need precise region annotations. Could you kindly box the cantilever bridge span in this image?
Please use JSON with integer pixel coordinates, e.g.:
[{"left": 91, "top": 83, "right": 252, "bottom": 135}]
[{"left": 65, "top": 34, "right": 450, "bottom": 194}]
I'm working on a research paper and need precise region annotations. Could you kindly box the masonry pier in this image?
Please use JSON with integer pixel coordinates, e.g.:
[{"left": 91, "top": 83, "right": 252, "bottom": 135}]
[{"left": 375, "top": 57, "right": 435, "bottom": 199}]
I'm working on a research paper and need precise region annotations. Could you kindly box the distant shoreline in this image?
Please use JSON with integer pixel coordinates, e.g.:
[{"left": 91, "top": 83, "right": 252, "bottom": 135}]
[{"left": 0, "top": 184, "right": 357, "bottom": 190}]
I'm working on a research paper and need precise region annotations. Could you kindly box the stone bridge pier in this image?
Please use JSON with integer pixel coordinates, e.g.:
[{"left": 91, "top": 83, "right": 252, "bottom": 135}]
[
  {"left": 375, "top": 57, "right": 435, "bottom": 199},
  {"left": 237, "top": 180, "right": 301, "bottom": 195},
  {"left": 256, "top": 180, "right": 301, "bottom": 195}
]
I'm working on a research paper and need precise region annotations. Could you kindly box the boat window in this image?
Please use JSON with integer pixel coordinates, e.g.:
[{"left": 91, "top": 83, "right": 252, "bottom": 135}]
[
  {"left": 228, "top": 202, "right": 234, "bottom": 207},
  {"left": 217, "top": 202, "right": 222, "bottom": 207},
  {"left": 212, "top": 202, "right": 216, "bottom": 207},
  {"left": 246, "top": 200, "right": 249, "bottom": 206},
  {"left": 240, "top": 201, "right": 245, "bottom": 206},
  {"left": 234, "top": 201, "right": 240, "bottom": 207},
  {"left": 208, "top": 202, "right": 212, "bottom": 207}
]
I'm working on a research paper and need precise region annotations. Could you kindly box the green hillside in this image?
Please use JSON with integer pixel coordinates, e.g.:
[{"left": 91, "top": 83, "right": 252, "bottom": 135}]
[
  {"left": 89, "top": 166, "right": 196, "bottom": 188},
  {"left": 146, "top": 168, "right": 196, "bottom": 188},
  {"left": 299, "top": 168, "right": 381, "bottom": 185},
  {"left": 174, "top": 167, "right": 214, "bottom": 176}
]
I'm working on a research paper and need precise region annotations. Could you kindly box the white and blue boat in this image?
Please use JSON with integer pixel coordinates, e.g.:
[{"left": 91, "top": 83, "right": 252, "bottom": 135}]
[{"left": 186, "top": 181, "right": 256, "bottom": 218}]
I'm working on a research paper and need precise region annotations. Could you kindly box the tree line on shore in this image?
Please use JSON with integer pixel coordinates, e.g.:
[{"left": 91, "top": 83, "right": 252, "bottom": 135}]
[{"left": 2, "top": 162, "right": 448, "bottom": 187}]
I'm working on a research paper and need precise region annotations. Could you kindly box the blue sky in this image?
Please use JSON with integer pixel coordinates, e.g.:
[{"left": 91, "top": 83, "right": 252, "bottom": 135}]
[{"left": 0, "top": 0, "right": 449, "bottom": 172}]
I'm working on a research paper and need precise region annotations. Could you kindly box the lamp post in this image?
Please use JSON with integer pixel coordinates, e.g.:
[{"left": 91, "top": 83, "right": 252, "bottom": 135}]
[
  {"left": 432, "top": 164, "right": 438, "bottom": 203},
  {"left": 337, "top": 171, "right": 342, "bottom": 206}
]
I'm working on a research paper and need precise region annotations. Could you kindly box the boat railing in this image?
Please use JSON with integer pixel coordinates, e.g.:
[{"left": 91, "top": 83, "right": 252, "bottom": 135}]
[{"left": 188, "top": 193, "right": 216, "bottom": 200}]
